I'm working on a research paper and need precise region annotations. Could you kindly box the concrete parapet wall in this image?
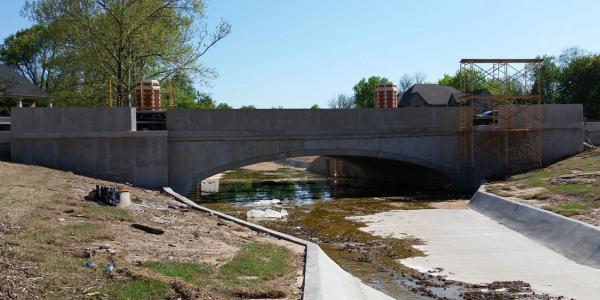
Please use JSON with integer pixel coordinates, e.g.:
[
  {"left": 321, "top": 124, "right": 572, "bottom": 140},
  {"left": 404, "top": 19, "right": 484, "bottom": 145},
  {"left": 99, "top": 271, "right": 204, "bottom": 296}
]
[
  {"left": 470, "top": 189, "right": 600, "bottom": 268},
  {"left": 11, "top": 107, "right": 136, "bottom": 132},
  {"left": 167, "top": 107, "right": 460, "bottom": 134}
]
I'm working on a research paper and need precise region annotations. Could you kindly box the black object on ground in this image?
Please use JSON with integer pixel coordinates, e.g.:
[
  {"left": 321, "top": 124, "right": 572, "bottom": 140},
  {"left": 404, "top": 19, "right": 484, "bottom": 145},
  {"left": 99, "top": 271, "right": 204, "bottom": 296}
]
[
  {"left": 131, "top": 223, "right": 165, "bottom": 235},
  {"left": 89, "top": 185, "right": 120, "bottom": 206}
]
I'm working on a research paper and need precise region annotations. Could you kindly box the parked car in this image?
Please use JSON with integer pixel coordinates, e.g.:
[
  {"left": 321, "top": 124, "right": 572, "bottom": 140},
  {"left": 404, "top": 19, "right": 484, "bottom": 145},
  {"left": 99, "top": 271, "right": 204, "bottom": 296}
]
[{"left": 473, "top": 110, "right": 498, "bottom": 125}]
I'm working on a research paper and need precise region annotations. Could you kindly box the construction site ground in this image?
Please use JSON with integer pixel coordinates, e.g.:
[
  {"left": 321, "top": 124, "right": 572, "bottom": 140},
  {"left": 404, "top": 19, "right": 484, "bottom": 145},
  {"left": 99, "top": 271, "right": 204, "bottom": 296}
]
[
  {"left": 0, "top": 161, "right": 304, "bottom": 300},
  {"left": 486, "top": 147, "right": 600, "bottom": 227}
]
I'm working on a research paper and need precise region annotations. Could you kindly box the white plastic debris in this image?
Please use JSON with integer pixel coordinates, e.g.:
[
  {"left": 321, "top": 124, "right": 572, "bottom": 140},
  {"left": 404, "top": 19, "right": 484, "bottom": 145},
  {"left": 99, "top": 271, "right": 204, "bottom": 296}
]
[
  {"left": 246, "top": 209, "right": 288, "bottom": 219},
  {"left": 247, "top": 199, "right": 281, "bottom": 207}
]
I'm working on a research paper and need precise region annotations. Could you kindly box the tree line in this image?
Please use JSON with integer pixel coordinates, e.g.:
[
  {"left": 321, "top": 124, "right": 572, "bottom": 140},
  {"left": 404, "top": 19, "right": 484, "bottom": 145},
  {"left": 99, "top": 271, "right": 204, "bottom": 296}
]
[
  {"left": 333, "top": 47, "right": 600, "bottom": 119},
  {"left": 0, "top": 0, "right": 236, "bottom": 109}
]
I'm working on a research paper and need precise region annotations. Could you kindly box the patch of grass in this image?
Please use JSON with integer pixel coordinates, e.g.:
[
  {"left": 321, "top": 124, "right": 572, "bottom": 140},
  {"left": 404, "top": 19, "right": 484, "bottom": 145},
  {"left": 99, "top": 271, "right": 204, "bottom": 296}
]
[
  {"left": 547, "top": 183, "right": 600, "bottom": 198},
  {"left": 144, "top": 261, "right": 209, "bottom": 285},
  {"left": 525, "top": 171, "right": 551, "bottom": 186},
  {"left": 106, "top": 280, "right": 171, "bottom": 300},
  {"left": 81, "top": 203, "right": 131, "bottom": 221},
  {"left": 545, "top": 202, "right": 590, "bottom": 217},
  {"left": 30, "top": 222, "right": 113, "bottom": 246},
  {"left": 220, "top": 242, "right": 291, "bottom": 280}
]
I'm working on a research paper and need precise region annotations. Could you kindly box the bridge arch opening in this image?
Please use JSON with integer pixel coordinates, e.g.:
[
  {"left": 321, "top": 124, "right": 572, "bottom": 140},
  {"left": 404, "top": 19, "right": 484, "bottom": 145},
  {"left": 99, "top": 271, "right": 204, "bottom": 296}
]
[{"left": 184, "top": 149, "right": 459, "bottom": 197}]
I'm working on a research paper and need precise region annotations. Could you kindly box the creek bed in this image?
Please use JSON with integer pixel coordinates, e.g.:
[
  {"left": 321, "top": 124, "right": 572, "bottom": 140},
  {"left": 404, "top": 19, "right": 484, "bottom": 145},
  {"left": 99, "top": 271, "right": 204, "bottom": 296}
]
[
  {"left": 190, "top": 164, "right": 471, "bottom": 299},
  {"left": 190, "top": 165, "right": 551, "bottom": 299}
]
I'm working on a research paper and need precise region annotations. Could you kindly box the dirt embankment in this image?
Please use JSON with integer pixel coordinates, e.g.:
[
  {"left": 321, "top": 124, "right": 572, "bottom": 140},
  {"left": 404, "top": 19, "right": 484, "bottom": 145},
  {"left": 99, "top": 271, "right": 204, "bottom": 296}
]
[
  {"left": 486, "top": 148, "right": 600, "bottom": 227},
  {"left": 0, "top": 161, "right": 303, "bottom": 299}
]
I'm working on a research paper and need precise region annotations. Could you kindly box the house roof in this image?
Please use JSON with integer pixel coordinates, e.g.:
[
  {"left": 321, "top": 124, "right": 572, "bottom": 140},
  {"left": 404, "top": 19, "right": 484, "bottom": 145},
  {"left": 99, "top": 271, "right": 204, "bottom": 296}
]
[
  {"left": 398, "top": 84, "right": 464, "bottom": 106},
  {"left": 0, "top": 64, "right": 47, "bottom": 99}
]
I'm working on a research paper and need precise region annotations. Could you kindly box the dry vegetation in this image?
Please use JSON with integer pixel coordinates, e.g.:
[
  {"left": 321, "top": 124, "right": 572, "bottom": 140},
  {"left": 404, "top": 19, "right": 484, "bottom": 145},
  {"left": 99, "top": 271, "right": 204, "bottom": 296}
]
[
  {"left": 486, "top": 148, "right": 600, "bottom": 226},
  {"left": 0, "top": 161, "right": 303, "bottom": 299}
]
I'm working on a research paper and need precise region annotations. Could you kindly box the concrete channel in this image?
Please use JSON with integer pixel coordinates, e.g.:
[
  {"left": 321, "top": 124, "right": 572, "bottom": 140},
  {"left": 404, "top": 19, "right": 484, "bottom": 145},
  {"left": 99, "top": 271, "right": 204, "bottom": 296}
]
[
  {"left": 162, "top": 187, "right": 393, "bottom": 300},
  {"left": 470, "top": 188, "right": 600, "bottom": 269},
  {"left": 166, "top": 184, "right": 600, "bottom": 300}
]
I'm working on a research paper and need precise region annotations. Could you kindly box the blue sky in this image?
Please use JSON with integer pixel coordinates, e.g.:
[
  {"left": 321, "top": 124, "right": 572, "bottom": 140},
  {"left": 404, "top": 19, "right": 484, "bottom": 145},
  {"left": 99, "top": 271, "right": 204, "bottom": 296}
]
[{"left": 2, "top": 1, "right": 600, "bottom": 108}]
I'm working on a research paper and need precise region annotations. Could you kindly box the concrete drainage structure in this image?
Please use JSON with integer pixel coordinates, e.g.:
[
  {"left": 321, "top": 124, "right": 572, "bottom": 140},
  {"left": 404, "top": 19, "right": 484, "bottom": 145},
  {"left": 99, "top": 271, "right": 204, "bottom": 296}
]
[
  {"left": 470, "top": 188, "right": 600, "bottom": 268},
  {"left": 162, "top": 188, "right": 393, "bottom": 300},
  {"left": 7, "top": 105, "right": 585, "bottom": 195}
]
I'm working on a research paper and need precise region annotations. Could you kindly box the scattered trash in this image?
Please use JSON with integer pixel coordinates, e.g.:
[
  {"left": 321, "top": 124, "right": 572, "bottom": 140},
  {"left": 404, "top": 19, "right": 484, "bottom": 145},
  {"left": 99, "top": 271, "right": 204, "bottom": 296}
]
[
  {"left": 131, "top": 223, "right": 165, "bottom": 235},
  {"left": 105, "top": 263, "right": 113, "bottom": 274},
  {"left": 83, "top": 261, "right": 97, "bottom": 268},
  {"left": 247, "top": 199, "right": 281, "bottom": 207},
  {"left": 246, "top": 209, "right": 288, "bottom": 219},
  {"left": 57, "top": 217, "right": 65, "bottom": 222},
  {"left": 89, "top": 185, "right": 120, "bottom": 206}
]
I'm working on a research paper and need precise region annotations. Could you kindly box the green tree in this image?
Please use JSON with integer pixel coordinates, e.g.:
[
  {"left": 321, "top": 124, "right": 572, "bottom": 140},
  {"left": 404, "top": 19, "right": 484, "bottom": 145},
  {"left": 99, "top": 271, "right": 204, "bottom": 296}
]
[
  {"left": 310, "top": 104, "right": 320, "bottom": 109},
  {"left": 438, "top": 73, "right": 461, "bottom": 89},
  {"left": 23, "top": 0, "right": 231, "bottom": 106},
  {"left": 352, "top": 76, "right": 388, "bottom": 108},
  {"left": 0, "top": 24, "right": 54, "bottom": 91},
  {"left": 240, "top": 105, "right": 256, "bottom": 109},
  {"left": 438, "top": 69, "right": 487, "bottom": 91},
  {"left": 558, "top": 54, "right": 600, "bottom": 119},
  {"left": 216, "top": 102, "right": 232, "bottom": 109},
  {"left": 163, "top": 73, "right": 198, "bottom": 108},
  {"left": 196, "top": 93, "right": 216, "bottom": 109},
  {"left": 533, "top": 55, "right": 561, "bottom": 103}
]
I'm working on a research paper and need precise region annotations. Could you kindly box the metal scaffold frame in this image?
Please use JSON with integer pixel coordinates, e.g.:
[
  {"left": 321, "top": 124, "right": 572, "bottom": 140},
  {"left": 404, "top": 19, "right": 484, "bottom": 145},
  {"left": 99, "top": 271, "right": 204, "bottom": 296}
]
[{"left": 458, "top": 58, "right": 543, "bottom": 175}]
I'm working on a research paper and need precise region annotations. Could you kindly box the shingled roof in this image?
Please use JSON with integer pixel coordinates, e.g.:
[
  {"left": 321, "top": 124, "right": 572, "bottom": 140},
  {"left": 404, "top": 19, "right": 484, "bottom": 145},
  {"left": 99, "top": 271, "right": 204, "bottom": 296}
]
[
  {"left": 0, "top": 64, "right": 47, "bottom": 99},
  {"left": 398, "top": 84, "right": 464, "bottom": 107}
]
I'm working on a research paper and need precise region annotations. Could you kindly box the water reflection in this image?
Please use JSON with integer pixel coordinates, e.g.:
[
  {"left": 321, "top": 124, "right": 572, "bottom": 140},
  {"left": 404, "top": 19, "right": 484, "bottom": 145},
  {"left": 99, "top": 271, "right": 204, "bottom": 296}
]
[{"left": 193, "top": 178, "right": 426, "bottom": 204}]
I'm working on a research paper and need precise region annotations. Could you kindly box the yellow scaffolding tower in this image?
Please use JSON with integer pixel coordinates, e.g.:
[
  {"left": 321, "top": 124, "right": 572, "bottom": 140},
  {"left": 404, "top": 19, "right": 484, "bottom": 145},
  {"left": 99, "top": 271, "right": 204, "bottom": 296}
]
[{"left": 458, "top": 58, "right": 543, "bottom": 176}]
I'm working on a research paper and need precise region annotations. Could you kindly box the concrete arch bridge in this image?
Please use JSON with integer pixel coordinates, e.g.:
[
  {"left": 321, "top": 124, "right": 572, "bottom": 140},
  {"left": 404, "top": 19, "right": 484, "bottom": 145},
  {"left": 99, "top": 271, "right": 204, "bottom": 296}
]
[{"left": 9, "top": 106, "right": 583, "bottom": 195}]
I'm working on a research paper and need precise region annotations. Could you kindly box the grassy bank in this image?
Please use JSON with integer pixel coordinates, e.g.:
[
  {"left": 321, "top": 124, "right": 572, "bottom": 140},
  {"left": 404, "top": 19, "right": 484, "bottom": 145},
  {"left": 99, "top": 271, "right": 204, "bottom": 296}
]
[
  {"left": 0, "top": 162, "right": 302, "bottom": 299},
  {"left": 486, "top": 148, "right": 600, "bottom": 225}
]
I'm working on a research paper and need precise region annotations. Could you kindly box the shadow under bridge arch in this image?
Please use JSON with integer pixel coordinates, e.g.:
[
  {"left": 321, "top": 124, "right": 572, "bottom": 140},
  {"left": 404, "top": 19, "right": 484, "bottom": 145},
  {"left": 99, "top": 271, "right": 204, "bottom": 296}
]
[{"left": 170, "top": 148, "right": 459, "bottom": 196}]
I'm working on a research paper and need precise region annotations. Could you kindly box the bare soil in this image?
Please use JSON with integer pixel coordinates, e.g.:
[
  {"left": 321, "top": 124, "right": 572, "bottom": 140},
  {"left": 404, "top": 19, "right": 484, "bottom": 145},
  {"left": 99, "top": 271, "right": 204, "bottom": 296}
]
[{"left": 0, "top": 161, "right": 303, "bottom": 299}]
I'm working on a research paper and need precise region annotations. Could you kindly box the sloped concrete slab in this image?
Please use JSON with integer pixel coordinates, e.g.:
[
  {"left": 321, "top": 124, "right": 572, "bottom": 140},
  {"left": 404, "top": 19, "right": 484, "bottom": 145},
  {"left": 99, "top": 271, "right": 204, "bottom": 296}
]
[{"left": 352, "top": 208, "right": 600, "bottom": 300}]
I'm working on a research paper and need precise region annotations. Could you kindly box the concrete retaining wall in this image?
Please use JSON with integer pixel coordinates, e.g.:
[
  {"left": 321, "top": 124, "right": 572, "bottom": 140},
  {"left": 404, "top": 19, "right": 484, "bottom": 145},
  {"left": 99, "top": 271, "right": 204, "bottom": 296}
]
[
  {"left": 585, "top": 122, "right": 600, "bottom": 145},
  {"left": 162, "top": 188, "right": 392, "bottom": 300},
  {"left": 470, "top": 189, "right": 600, "bottom": 268},
  {"left": 0, "top": 131, "right": 10, "bottom": 161},
  {"left": 10, "top": 108, "right": 167, "bottom": 188}
]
